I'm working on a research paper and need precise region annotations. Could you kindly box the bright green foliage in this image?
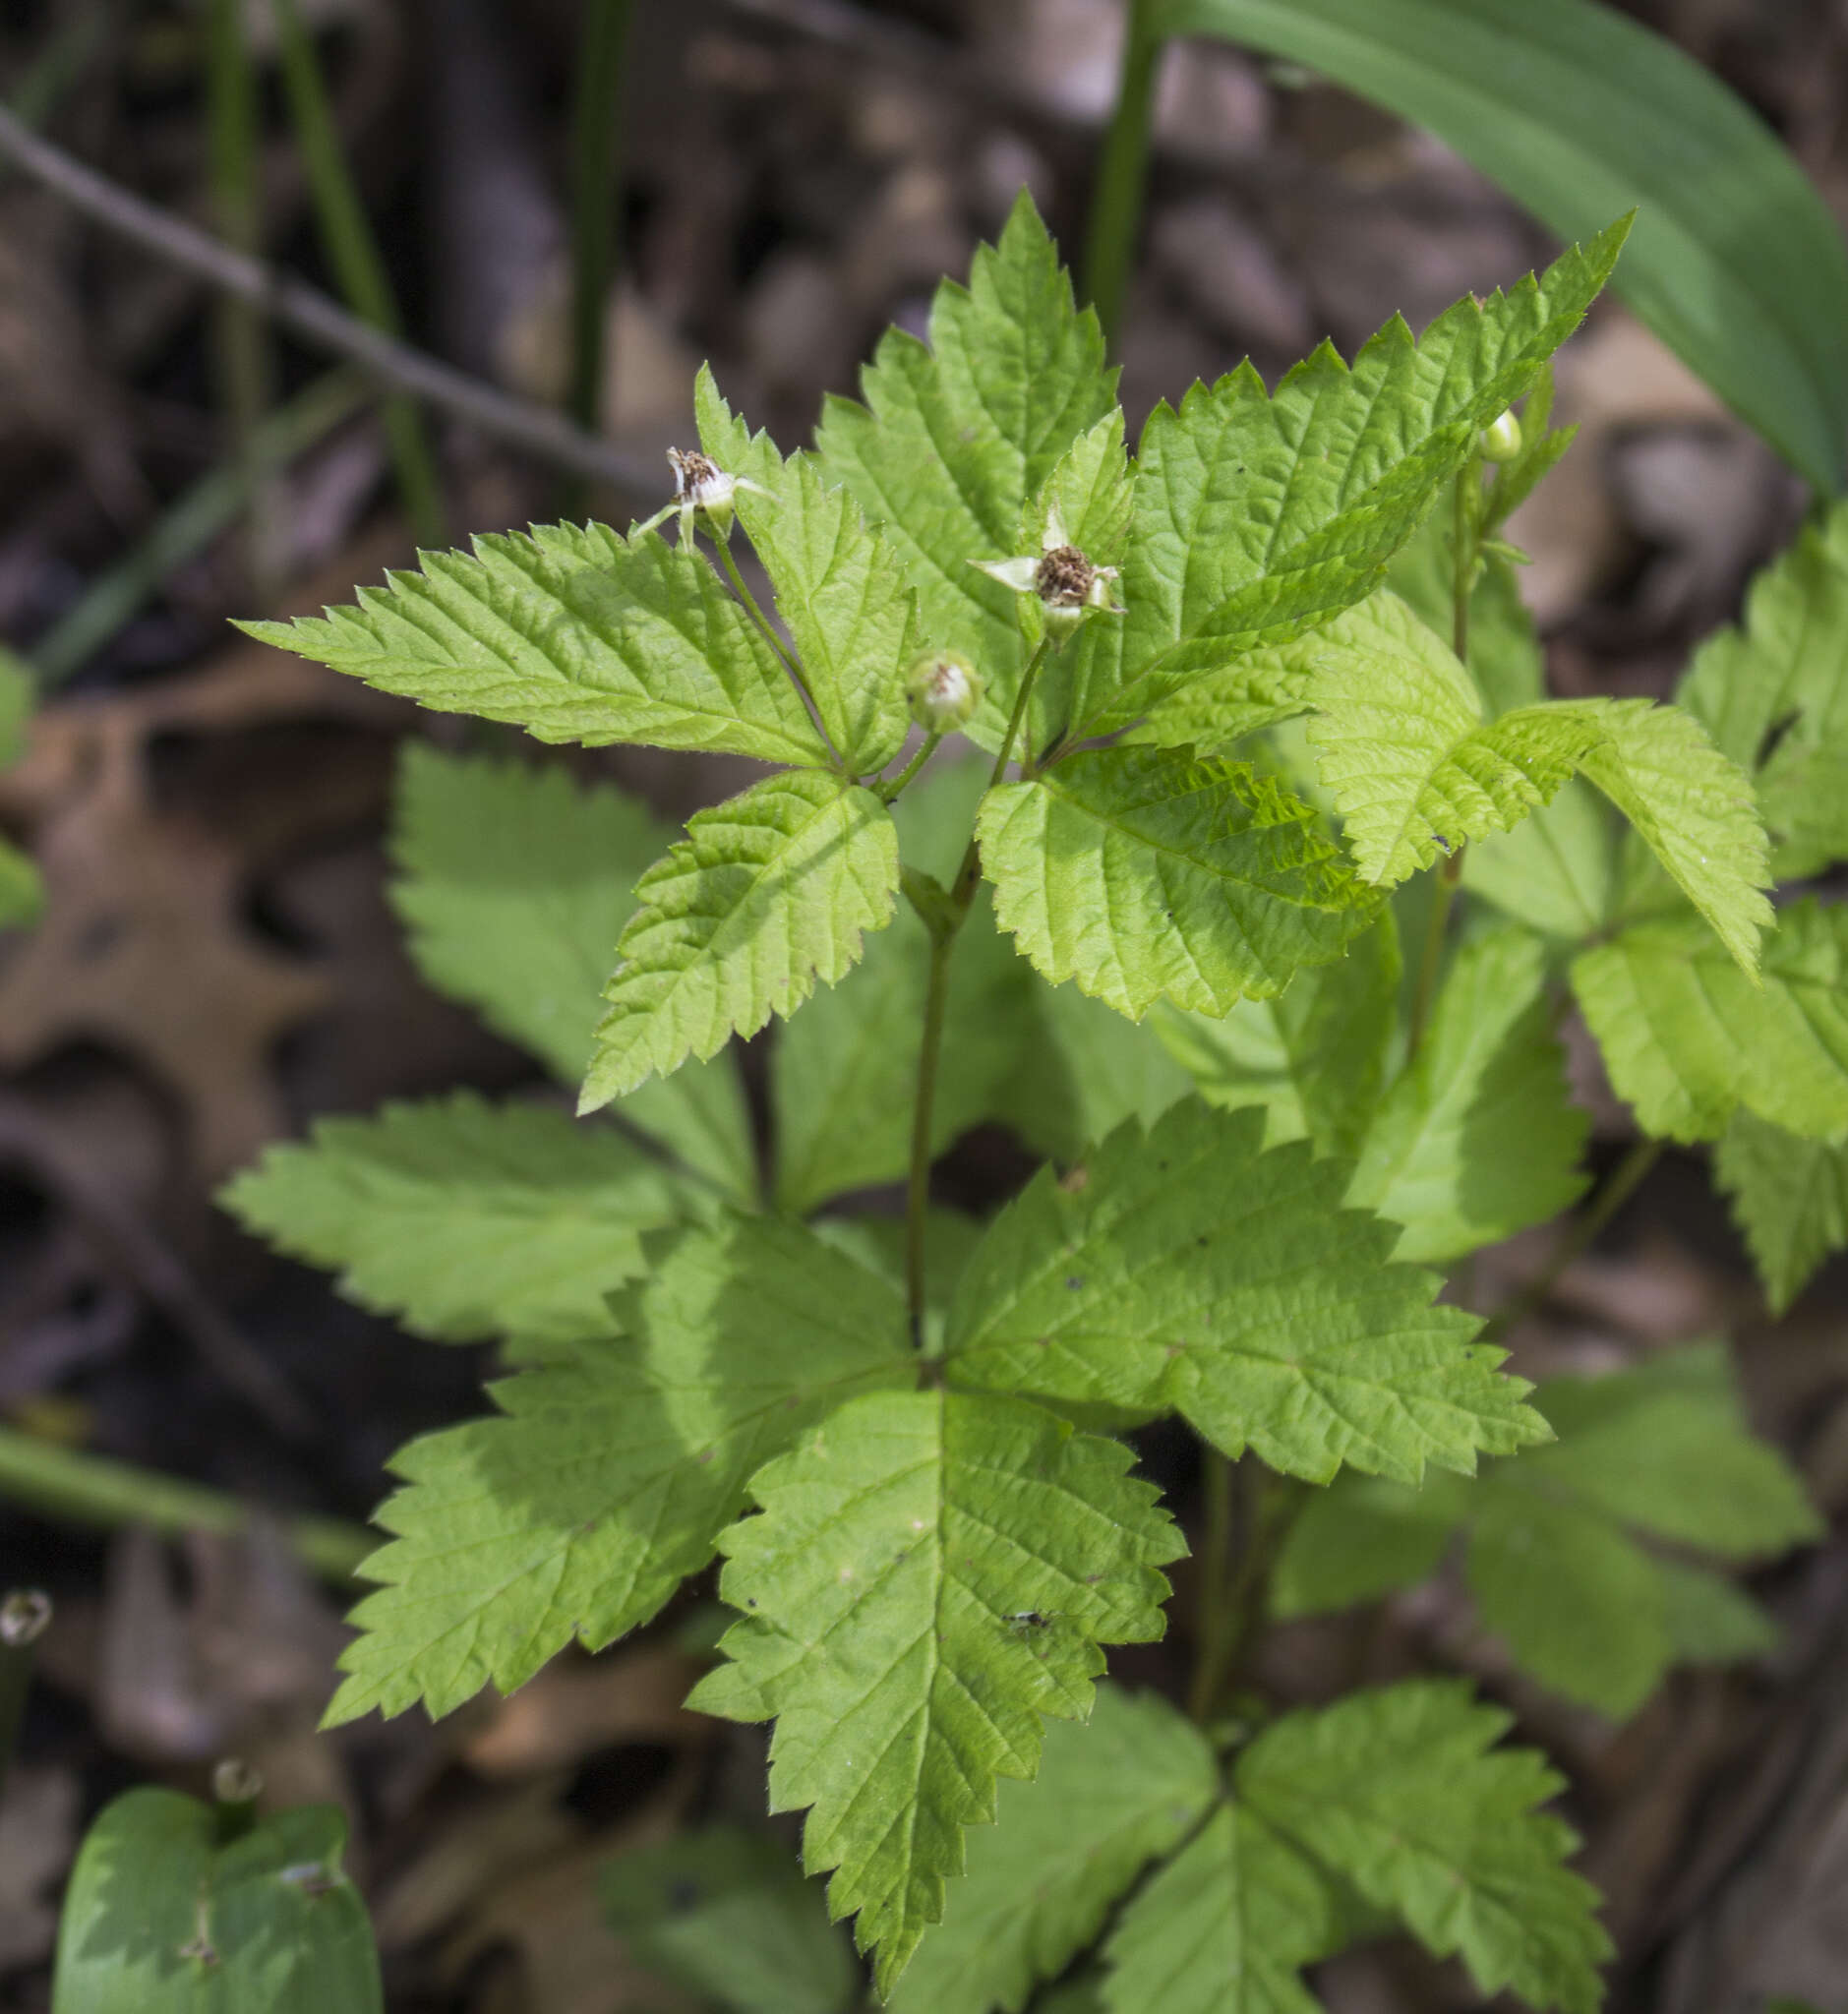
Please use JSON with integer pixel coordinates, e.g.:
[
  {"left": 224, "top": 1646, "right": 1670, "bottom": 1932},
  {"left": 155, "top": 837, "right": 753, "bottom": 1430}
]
[
  {"left": 239, "top": 525, "right": 829, "bottom": 765},
  {"left": 1573, "top": 900, "right": 1848, "bottom": 1143},
  {"left": 1463, "top": 783, "right": 1614, "bottom": 942},
  {"left": 1347, "top": 927, "right": 1587, "bottom": 1263},
  {"left": 816, "top": 193, "right": 1116, "bottom": 752},
  {"left": 324, "top": 1217, "right": 913, "bottom": 1724},
  {"left": 1715, "top": 1110, "right": 1848, "bottom": 1313},
  {"left": 0, "top": 646, "right": 41, "bottom": 927},
  {"left": 945, "top": 1099, "right": 1546, "bottom": 1484},
  {"left": 1233, "top": 1682, "right": 1609, "bottom": 2014},
  {"left": 1152, "top": 910, "right": 1400, "bottom": 1158},
  {"left": 689, "top": 1389, "right": 1181, "bottom": 1994},
  {"left": 1273, "top": 1345, "right": 1818, "bottom": 1717},
  {"left": 695, "top": 367, "right": 919, "bottom": 774},
  {"left": 219, "top": 1093, "right": 702, "bottom": 1347},
  {"left": 600, "top": 1826, "right": 857, "bottom": 2014},
  {"left": 893, "top": 1687, "right": 1218, "bottom": 2014},
  {"left": 51, "top": 1791, "right": 381, "bottom": 2013},
  {"left": 581, "top": 771, "right": 899, "bottom": 1108},
  {"left": 978, "top": 746, "right": 1377, "bottom": 1019},
  {"left": 1385, "top": 493, "right": 1548, "bottom": 717},
  {"left": 1159, "top": 0, "right": 1848, "bottom": 493},
  {"left": 389, "top": 743, "right": 755, "bottom": 1199},
  {"left": 1098, "top": 1681, "right": 1608, "bottom": 2014},
  {"left": 1680, "top": 498, "right": 1848, "bottom": 879},
  {"left": 1063, "top": 221, "right": 1628, "bottom": 742},
  {"left": 1002, "top": 978, "right": 1194, "bottom": 1164}
]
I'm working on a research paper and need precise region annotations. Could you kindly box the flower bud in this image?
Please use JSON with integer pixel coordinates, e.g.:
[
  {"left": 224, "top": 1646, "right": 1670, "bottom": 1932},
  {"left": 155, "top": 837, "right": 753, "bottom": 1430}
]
[
  {"left": 906, "top": 651, "right": 982, "bottom": 731},
  {"left": 1479, "top": 409, "right": 1522, "bottom": 464}
]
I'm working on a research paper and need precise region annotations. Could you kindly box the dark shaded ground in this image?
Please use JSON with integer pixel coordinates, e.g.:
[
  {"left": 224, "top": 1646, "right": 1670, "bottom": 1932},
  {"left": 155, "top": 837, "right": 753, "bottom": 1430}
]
[{"left": 2, "top": 2, "right": 1847, "bottom": 2007}]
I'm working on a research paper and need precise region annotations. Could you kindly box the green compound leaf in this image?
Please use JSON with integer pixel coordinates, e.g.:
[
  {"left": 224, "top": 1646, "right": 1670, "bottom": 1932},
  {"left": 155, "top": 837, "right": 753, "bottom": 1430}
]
[
  {"left": 389, "top": 744, "right": 755, "bottom": 1200},
  {"left": 1679, "top": 499, "right": 1848, "bottom": 880},
  {"left": 1385, "top": 496, "right": 1548, "bottom": 718},
  {"left": 51, "top": 1791, "right": 381, "bottom": 2014},
  {"left": 944, "top": 1098, "right": 1546, "bottom": 1485},
  {"left": 978, "top": 745, "right": 1377, "bottom": 1021},
  {"left": 1462, "top": 783, "right": 1615, "bottom": 945},
  {"left": 325, "top": 1216, "right": 912, "bottom": 1726},
  {"left": 600, "top": 1827, "right": 857, "bottom": 2014},
  {"left": 1234, "top": 1681, "right": 1611, "bottom": 2014},
  {"left": 696, "top": 367, "right": 920, "bottom": 775},
  {"left": 1102, "top": 1804, "right": 1347, "bottom": 2014},
  {"left": 219, "top": 1093, "right": 704, "bottom": 1349},
  {"left": 1291, "top": 592, "right": 1768, "bottom": 971},
  {"left": 1273, "top": 1345, "right": 1818, "bottom": 1718},
  {"left": 239, "top": 524, "right": 829, "bottom": 765},
  {"left": 1153, "top": 911, "right": 1401, "bottom": 1161},
  {"left": 893, "top": 1687, "right": 1218, "bottom": 2014},
  {"left": 1066, "top": 222, "right": 1627, "bottom": 742},
  {"left": 1715, "top": 1109, "right": 1848, "bottom": 1314},
  {"left": 1347, "top": 927, "right": 1587, "bottom": 1266},
  {"left": 1001, "top": 978, "right": 1195, "bottom": 1167},
  {"left": 581, "top": 770, "right": 900, "bottom": 1109},
  {"left": 687, "top": 1388, "right": 1181, "bottom": 1996},
  {"left": 816, "top": 193, "right": 1116, "bottom": 751},
  {"left": 1156, "top": 0, "right": 1848, "bottom": 494},
  {"left": 1572, "top": 899, "right": 1848, "bottom": 1144}
]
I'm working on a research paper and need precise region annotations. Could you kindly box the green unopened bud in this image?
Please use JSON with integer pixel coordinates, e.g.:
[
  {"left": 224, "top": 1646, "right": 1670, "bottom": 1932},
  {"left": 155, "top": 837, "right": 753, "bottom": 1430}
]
[
  {"left": 907, "top": 652, "right": 982, "bottom": 731},
  {"left": 1479, "top": 409, "right": 1522, "bottom": 464}
]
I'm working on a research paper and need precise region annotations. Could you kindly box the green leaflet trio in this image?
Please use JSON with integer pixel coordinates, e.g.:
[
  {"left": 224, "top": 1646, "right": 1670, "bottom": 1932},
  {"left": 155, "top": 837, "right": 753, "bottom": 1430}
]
[{"left": 225, "top": 196, "right": 1831, "bottom": 2010}]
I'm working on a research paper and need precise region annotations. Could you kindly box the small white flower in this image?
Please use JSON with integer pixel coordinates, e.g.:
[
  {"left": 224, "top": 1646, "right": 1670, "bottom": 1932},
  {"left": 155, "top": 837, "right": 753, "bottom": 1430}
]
[
  {"left": 973, "top": 504, "right": 1123, "bottom": 638},
  {"left": 906, "top": 651, "right": 983, "bottom": 731},
  {"left": 639, "top": 447, "right": 771, "bottom": 542}
]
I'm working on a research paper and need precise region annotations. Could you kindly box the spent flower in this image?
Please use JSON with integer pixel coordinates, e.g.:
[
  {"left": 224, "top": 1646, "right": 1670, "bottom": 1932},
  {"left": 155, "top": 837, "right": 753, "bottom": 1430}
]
[
  {"left": 974, "top": 504, "right": 1123, "bottom": 639},
  {"left": 638, "top": 447, "right": 770, "bottom": 543}
]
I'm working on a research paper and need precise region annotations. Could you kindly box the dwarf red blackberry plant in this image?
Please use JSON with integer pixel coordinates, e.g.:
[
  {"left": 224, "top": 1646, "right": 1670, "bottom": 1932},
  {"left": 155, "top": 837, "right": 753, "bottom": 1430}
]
[{"left": 223, "top": 199, "right": 1827, "bottom": 2011}]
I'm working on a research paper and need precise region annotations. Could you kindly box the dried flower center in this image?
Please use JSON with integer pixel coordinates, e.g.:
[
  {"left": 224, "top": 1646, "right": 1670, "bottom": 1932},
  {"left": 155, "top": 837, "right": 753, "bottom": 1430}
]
[
  {"left": 1036, "top": 545, "right": 1096, "bottom": 606},
  {"left": 669, "top": 448, "right": 721, "bottom": 499}
]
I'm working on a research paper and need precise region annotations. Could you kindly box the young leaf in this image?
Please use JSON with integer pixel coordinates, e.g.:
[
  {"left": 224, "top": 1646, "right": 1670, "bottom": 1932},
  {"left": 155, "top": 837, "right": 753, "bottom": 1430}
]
[
  {"left": 687, "top": 1389, "right": 1181, "bottom": 1995},
  {"left": 325, "top": 1216, "right": 913, "bottom": 1725},
  {"left": 695, "top": 367, "right": 920, "bottom": 774},
  {"left": 1153, "top": 909, "right": 1401, "bottom": 1159},
  {"left": 1714, "top": 1110, "right": 1848, "bottom": 1314},
  {"left": 892, "top": 1687, "right": 1218, "bottom": 2014},
  {"left": 600, "top": 1827, "right": 857, "bottom": 2014},
  {"left": 1346, "top": 927, "right": 1587, "bottom": 1265},
  {"left": 219, "top": 1093, "right": 703, "bottom": 1348},
  {"left": 1235, "top": 1680, "right": 1611, "bottom": 2014},
  {"left": 581, "top": 771, "right": 900, "bottom": 1109},
  {"left": 1679, "top": 498, "right": 1848, "bottom": 879},
  {"left": 978, "top": 746, "right": 1377, "bottom": 1021},
  {"left": 1272, "top": 1345, "right": 1818, "bottom": 1718},
  {"left": 1572, "top": 900, "right": 1848, "bottom": 1143},
  {"left": 1064, "top": 221, "right": 1628, "bottom": 742},
  {"left": 1386, "top": 504, "right": 1547, "bottom": 717},
  {"left": 1461, "top": 783, "right": 1614, "bottom": 944},
  {"left": 815, "top": 192, "right": 1116, "bottom": 749},
  {"left": 390, "top": 744, "right": 755, "bottom": 1199},
  {"left": 945, "top": 1099, "right": 1547, "bottom": 1485},
  {"left": 51, "top": 1791, "right": 381, "bottom": 2013},
  {"left": 238, "top": 525, "right": 830, "bottom": 765},
  {"left": 1102, "top": 1805, "right": 1349, "bottom": 2014}
]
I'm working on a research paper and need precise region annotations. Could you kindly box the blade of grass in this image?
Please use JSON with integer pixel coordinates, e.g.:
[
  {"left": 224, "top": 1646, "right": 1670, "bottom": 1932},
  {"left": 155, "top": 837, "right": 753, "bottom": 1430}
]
[
  {"left": 1082, "top": 0, "right": 1164, "bottom": 349},
  {"left": 563, "top": 0, "right": 634, "bottom": 522},
  {"left": 268, "top": 0, "right": 446, "bottom": 545},
  {"left": 205, "top": 0, "right": 280, "bottom": 600},
  {"left": 30, "top": 368, "right": 370, "bottom": 685},
  {"left": 0, "top": 1425, "right": 372, "bottom": 1582}
]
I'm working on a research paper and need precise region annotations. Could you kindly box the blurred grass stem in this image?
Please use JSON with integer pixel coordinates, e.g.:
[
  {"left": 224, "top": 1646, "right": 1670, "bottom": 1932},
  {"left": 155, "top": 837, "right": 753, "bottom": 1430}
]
[
  {"left": 1083, "top": 0, "right": 1164, "bottom": 348},
  {"left": 565, "top": 0, "right": 635, "bottom": 521}
]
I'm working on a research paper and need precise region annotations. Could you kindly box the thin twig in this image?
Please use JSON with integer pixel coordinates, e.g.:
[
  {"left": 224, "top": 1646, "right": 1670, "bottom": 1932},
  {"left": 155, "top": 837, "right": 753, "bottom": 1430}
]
[
  {"left": 0, "top": 104, "right": 657, "bottom": 497},
  {"left": 0, "top": 1102, "right": 317, "bottom": 1442}
]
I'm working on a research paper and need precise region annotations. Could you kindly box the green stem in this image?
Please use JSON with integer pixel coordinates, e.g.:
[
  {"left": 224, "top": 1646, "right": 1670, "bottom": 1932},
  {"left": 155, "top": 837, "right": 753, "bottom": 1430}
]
[
  {"left": 904, "top": 639, "right": 1055, "bottom": 1346},
  {"left": 0, "top": 1425, "right": 373, "bottom": 1582},
  {"left": 1481, "top": 1137, "right": 1663, "bottom": 1341},
  {"left": 1405, "top": 846, "right": 1463, "bottom": 1061},
  {"left": 879, "top": 730, "right": 944, "bottom": 804},
  {"left": 1185, "top": 1451, "right": 1235, "bottom": 1723},
  {"left": 1185, "top": 1457, "right": 1300, "bottom": 1726},
  {"left": 206, "top": 0, "right": 278, "bottom": 602},
  {"left": 1082, "top": 0, "right": 1164, "bottom": 349},
  {"left": 563, "top": 0, "right": 634, "bottom": 521},
  {"left": 0, "top": 1589, "right": 51, "bottom": 1799},
  {"left": 31, "top": 369, "right": 370, "bottom": 685},
  {"left": 269, "top": 0, "right": 446, "bottom": 546},
  {"left": 1451, "top": 460, "right": 1473, "bottom": 663}
]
